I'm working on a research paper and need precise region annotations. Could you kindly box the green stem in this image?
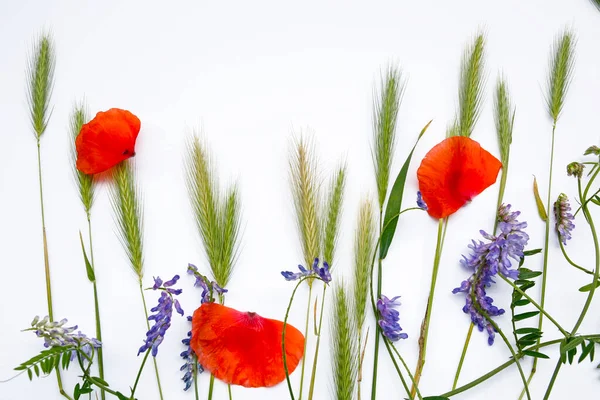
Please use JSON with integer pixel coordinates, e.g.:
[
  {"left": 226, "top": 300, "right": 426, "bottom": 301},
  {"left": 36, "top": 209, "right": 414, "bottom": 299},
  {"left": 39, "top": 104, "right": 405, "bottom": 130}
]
[
  {"left": 526, "top": 122, "right": 557, "bottom": 392},
  {"left": 228, "top": 383, "right": 232, "bottom": 400},
  {"left": 542, "top": 360, "right": 563, "bottom": 400},
  {"left": 499, "top": 274, "right": 569, "bottom": 336},
  {"left": 493, "top": 323, "right": 531, "bottom": 399},
  {"left": 297, "top": 283, "right": 312, "bottom": 400},
  {"left": 283, "top": 276, "right": 315, "bottom": 400},
  {"left": 193, "top": 358, "right": 200, "bottom": 400},
  {"left": 387, "top": 340, "right": 422, "bottom": 400},
  {"left": 440, "top": 339, "right": 562, "bottom": 398},
  {"left": 411, "top": 218, "right": 447, "bottom": 396},
  {"left": 452, "top": 323, "right": 474, "bottom": 390},
  {"left": 139, "top": 283, "right": 165, "bottom": 400},
  {"left": 130, "top": 349, "right": 151, "bottom": 399},
  {"left": 87, "top": 216, "right": 105, "bottom": 400},
  {"left": 307, "top": 284, "right": 327, "bottom": 400},
  {"left": 559, "top": 241, "right": 594, "bottom": 275},
  {"left": 381, "top": 338, "right": 412, "bottom": 399},
  {"left": 208, "top": 376, "right": 215, "bottom": 400},
  {"left": 37, "top": 141, "right": 71, "bottom": 400},
  {"left": 370, "top": 211, "right": 384, "bottom": 400}
]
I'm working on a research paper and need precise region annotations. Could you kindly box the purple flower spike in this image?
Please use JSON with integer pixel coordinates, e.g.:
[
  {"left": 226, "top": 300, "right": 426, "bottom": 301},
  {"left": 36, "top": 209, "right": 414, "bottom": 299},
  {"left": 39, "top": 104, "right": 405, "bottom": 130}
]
[
  {"left": 180, "top": 315, "right": 204, "bottom": 390},
  {"left": 377, "top": 295, "right": 408, "bottom": 341},
  {"left": 453, "top": 204, "right": 529, "bottom": 345},
  {"left": 281, "top": 258, "right": 332, "bottom": 282},
  {"left": 139, "top": 275, "right": 184, "bottom": 357},
  {"left": 554, "top": 193, "right": 575, "bottom": 245},
  {"left": 187, "top": 264, "right": 228, "bottom": 303}
]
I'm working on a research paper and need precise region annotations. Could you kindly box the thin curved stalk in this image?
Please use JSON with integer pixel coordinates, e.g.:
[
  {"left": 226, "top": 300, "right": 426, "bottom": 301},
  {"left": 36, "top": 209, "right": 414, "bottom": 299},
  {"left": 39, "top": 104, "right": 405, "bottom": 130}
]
[
  {"left": 87, "top": 216, "right": 105, "bottom": 400},
  {"left": 298, "top": 284, "right": 313, "bottom": 399},
  {"left": 130, "top": 349, "right": 151, "bottom": 399},
  {"left": 560, "top": 241, "right": 594, "bottom": 275},
  {"left": 139, "top": 283, "right": 164, "bottom": 399},
  {"left": 387, "top": 341, "right": 423, "bottom": 400},
  {"left": 452, "top": 323, "right": 474, "bottom": 390},
  {"left": 307, "top": 284, "right": 327, "bottom": 400},
  {"left": 411, "top": 218, "right": 448, "bottom": 396}
]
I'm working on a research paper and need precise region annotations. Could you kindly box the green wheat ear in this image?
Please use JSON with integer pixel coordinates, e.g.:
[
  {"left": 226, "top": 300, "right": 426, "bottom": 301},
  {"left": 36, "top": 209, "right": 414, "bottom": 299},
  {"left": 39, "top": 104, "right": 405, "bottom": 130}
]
[
  {"left": 494, "top": 77, "right": 515, "bottom": 167},
  {"left": 322, "top": 164, "right": 346, "bottom": 266},
  {"left": 546, "top": 29, "right": 576, "bottom": 123},
  {"left": 27, "top": 32, "right": 55, "bottom": 139},
  {"left": 457, "top": 32, "right": 486, "bottom": 137},
  {"left": 373, "top": 66, "right": 404, "bottom": 209},
  {"left": 110, "top": 160, "right": 144, "bottom": 279},
  {"left": 69, "top": 102, "right": 95, "bottom": 214},
  {"left": 289, "top": 136, "right": 321, "bottom": 269},
  {"left": 331, "top": 282, "right": 358, "bottom": 400},
  {"left": 352, "top": 198, "right": 375, "bottom": 332},
  {"left": 185, "top": 134, "right": 241, "bottom": 287}
]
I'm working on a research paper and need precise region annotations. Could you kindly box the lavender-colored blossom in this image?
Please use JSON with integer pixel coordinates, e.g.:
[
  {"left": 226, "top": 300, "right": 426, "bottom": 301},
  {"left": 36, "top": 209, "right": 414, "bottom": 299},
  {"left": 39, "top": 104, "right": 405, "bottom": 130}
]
[
  {"left": 180, "top": 316, "right": 204, "bottom": 391},
  {"left": 187, "top": 263, "right": 228, "bottom": 303},
  {"left": 138, "top": 275, "right": 184, "bottom": 357},
  {"left": 554, "top": 193, "right": 575, "bottom": 245},
  {"left": 281, "top": 258, "right": 331, "bottom": 283},
  {"left": 377, "top": 295, "right": 408, "bottom": 341},
  {"left": 29, "top": 316, "right": 101, "bottom": 360},
  {"left": 416, "top": 191, "right": 428, "bottom": 211},
  {"left": 453, "top": 204, "right": 529, "bottom": 345}
]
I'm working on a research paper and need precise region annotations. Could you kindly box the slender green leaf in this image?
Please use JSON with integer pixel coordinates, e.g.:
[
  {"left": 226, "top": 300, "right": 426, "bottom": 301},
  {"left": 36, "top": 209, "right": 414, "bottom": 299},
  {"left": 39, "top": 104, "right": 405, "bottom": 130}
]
[
  {"left": 513, "top": 311, "right": 540, "bottom": 321},
  {"left": 79, "top": 231, "right": 95, "bottom": 282},
  {"left": 522, "top": 350, "right": 550, "bottom": 359},
  {"left": 379, "top": 120, "right": 432, "bottom": 259},
  {"left": 533, "top": 176, "right": 547, "bottom": 221},
  {"left": 515, "top": 327, "right": 540, "bottom": 335},
  {"left": 523, "top": 248, "right": 543, "bottom": 256},
  {"left": 579, "top": 280, "right": 600, "bottom": 292},
  {"left": 561, "top": 337, "right": 585, "bottom": 355}
]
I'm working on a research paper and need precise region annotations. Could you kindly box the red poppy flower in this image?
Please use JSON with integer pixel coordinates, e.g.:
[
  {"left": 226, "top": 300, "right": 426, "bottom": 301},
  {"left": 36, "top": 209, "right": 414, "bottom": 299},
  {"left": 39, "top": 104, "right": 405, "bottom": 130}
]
[
  {"left": 75, "top": 108, "right": 140, "bottom": 175},
  {"left": 190, "top": 302, "right": 305, "bottom": 388},
  {"left": 417, "top": 136, "right": 502, "bottom": 219}
]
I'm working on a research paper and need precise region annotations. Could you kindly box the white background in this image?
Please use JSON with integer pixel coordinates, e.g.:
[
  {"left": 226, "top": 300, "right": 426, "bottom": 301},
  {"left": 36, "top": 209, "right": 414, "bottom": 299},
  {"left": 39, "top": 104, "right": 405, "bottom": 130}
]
[{"left": 1, "top": 1, "right": 600, "bottom": 399}]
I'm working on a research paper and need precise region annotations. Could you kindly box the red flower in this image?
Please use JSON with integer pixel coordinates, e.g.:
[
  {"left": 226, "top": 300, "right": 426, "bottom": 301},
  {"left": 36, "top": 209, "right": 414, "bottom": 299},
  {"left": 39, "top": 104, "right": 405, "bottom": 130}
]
[
  {"left": 417, "top": 136, "right": 502, "bottom": 219},
  {"left": 75, "top": 108, "right": 140, "bottom": 174},
  {"left": 190, "top": 303, "right": 305, "bottom": 388}
]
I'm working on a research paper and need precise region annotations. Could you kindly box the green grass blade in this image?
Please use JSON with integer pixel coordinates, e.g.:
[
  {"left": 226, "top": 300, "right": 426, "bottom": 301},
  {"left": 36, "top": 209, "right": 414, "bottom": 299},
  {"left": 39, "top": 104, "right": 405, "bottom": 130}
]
[
  {"left": 379, "top": 120, "right": 432, "bottom": 259},
  {"left": 494, "top": 77, "right": 515, "bottom": 167},
  {"left": 373, "top": 66, "right": 405, "bottom": 209},
  {"left": 69, "top": 102, "right": 95, "bottom": 214},
  {"left": 110, "top": 160, "right": 144, "bottom": 279},
  {"left": 592, "top": 0, "right": 600, "bottom": 11},
  {"left": 27, "top": 32, "right": 55, "bottom": 139},
  {"left": 457, "top": 33, "right": 486, "bottom": 138},
  {"left": 352, "top": 199, "right": 375, "bottom": 332},
  {"left": 546, "top": 29, "right": 576, "bottom": 123},
  {"left": 322, "top": 164, "right": 346, "bottom": 265},
  {"left": 289, "top": 136, "right": 321, "bottom": 268},
  {"left": 331, "top": 283, "right": 358, "bottom": 400}
]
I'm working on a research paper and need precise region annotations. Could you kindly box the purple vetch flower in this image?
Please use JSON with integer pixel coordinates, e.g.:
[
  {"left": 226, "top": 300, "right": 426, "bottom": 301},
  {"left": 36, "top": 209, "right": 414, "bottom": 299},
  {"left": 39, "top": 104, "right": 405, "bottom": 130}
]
[
  {"left": 554, "top": 193, "right": 575, "bottom": 245},
  {"left": 416, "top": 191, "right": 428, "bottom": 211},
  {"left": 138, "top": 275, "right": 184, "bottom": 357},
  {"left": 187, "top": 263, "right": 228, "bottom": 303},
  {"left": 29, "top": 316, "right": 101, "bottom": 361},
  {"left": 180, "top": 316, "right": 204, "bottom": 391},
  {"left": 376, "top": 295, "right": 408, "bottom": 341},
  {"left": 453, "top": 204, "right": 529, "bottom": 345},
  {"left": 281, "top": 258, "right": 331, "bottom": 283}
]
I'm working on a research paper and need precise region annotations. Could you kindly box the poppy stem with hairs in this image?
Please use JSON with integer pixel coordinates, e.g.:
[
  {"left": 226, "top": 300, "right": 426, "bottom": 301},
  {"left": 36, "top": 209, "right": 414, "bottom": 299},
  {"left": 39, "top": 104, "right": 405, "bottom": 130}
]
[
  {"left": 411, "top": 217, "right": 448, "bottom": 397},
  {"left": 283, "top": 276, "right": 322, "bottom": 400}
]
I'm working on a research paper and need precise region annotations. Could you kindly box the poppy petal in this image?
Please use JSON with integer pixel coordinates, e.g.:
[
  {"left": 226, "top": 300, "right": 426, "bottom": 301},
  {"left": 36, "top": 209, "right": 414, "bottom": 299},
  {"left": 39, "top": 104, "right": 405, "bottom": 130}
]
[
  {"left": 417, "top": 136, "right": 502, "bottom": 219},
  {"left": 75, "top": 108, "right": 140, "bottom": 175},
  {"left": 190, "top": 303, "right": 305, "bottom": 388}
]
